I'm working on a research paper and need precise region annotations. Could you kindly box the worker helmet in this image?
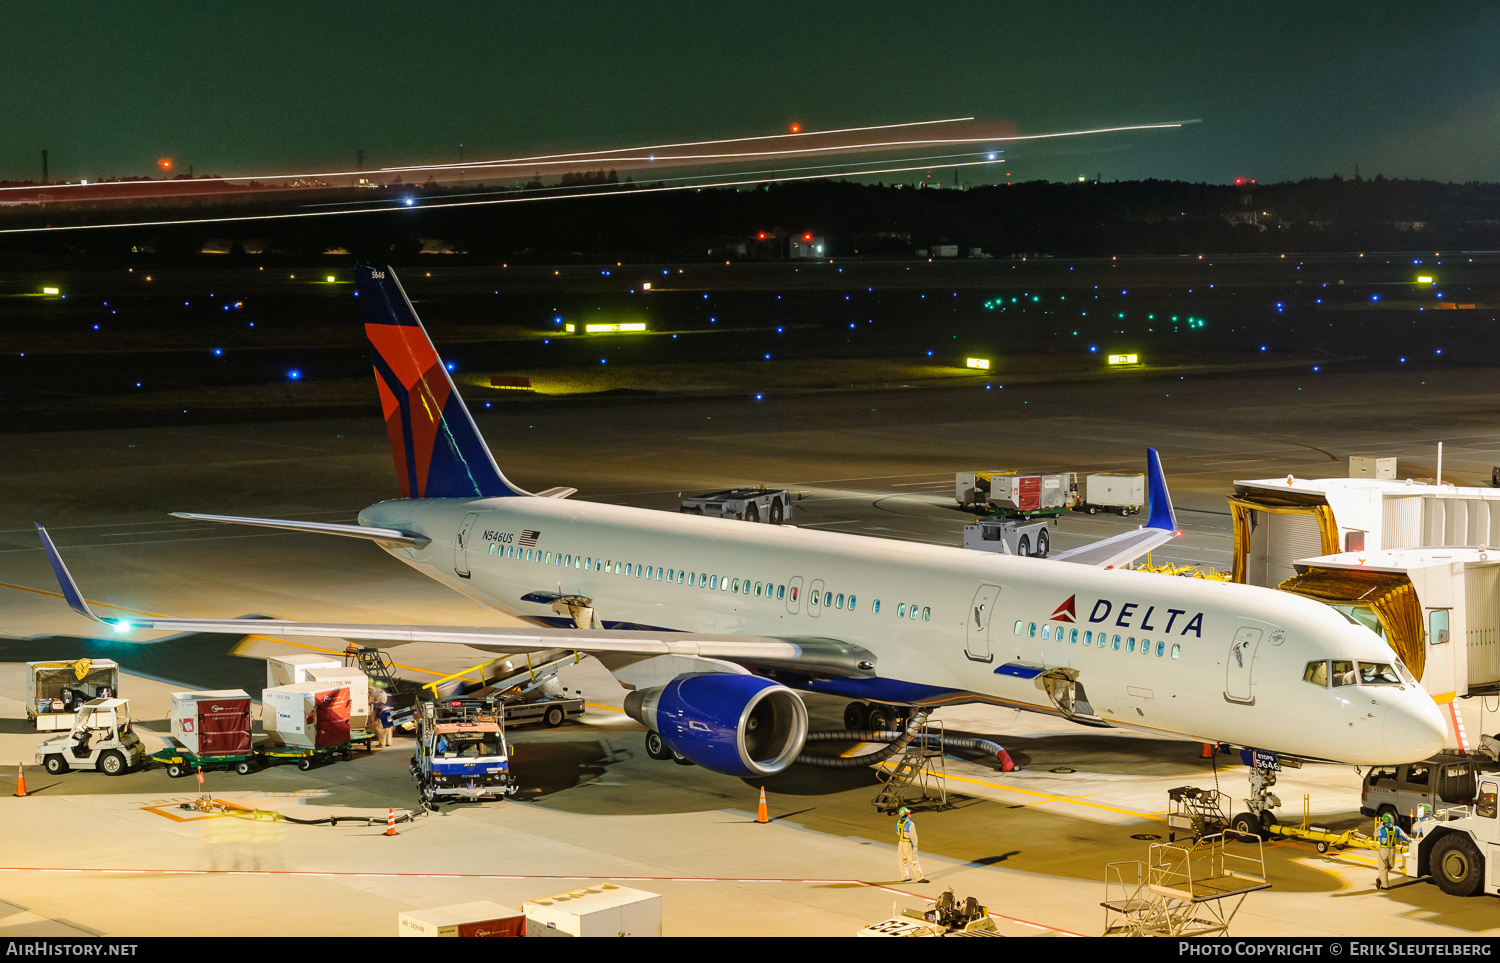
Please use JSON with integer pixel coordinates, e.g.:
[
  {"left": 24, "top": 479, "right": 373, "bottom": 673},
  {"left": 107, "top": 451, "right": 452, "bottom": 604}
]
[
  {"left": 1380, "top": 813, "right": 1394, "bottom": 825},
  {"left": 897, "top": 806, "right": 910, "bottom": 817}
]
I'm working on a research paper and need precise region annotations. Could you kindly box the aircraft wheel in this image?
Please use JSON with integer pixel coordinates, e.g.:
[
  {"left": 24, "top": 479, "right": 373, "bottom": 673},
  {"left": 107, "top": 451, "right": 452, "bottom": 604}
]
[
  {"left": 1432, "top": 833, "right": 1484, "bottom": 897},
  {"left": 644, "top": 731, "right": 673, "bottom": 760},
  {"left": 1036, "top": 529, "right": 1050, "bottom": 557},
  {"left": 770, "top": 500, "right": 784, "bottom": 525},
  {"left": 43, "top": 755, "right": 68, "bottom": 775},
  {"left": 867, "top": 704, "right": 893, "bottom": 732},
  {"left": 843, "top": 701, "right": 870, "bottom": 730},
  {"left": 671, "top": 748, "right": 694, "bottom": 767},
  {"left": 1017, "top": 536, "right": 1031, "bottom": 557},
  {"left": 1230, "top": 812, "right": 1264, "bottom": 840},
  {"left": 544, "top": 705, "right": 565, "bottom": 728}
]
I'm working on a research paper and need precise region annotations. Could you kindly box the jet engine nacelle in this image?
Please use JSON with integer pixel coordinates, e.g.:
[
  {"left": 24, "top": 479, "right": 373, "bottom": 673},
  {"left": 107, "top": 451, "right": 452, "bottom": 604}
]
[{"left": 623, "top": 673, "right": 809, "bottom": 778}]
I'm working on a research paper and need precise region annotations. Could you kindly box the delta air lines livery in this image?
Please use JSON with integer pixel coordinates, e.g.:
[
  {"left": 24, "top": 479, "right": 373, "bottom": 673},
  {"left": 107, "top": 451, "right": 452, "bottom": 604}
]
[{"left": 38, "top": 265, "right": 1445, "bottom": 788}]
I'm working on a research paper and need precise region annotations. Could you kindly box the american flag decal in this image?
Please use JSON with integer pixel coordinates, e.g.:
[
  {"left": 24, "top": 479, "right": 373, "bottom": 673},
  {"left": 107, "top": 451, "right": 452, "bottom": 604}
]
[{"left": 519, "top": 529, "right": 540, "bottom": 547}]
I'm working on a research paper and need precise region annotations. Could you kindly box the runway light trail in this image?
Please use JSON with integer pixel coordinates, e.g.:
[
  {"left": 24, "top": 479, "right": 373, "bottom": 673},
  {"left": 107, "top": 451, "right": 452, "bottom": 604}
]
[
  {"left": 0, "top": 158, "right": 1014, "bottom": 234},
  {"left": 0, "top": 116, "right": 980, "bottom": 194},
  {"left": 0, "top": 120, "right": 1196, "bottom": 234}
]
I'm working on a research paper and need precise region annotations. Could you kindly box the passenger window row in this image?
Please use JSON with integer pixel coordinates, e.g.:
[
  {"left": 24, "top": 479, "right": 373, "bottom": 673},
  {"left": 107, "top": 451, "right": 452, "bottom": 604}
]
[
  {"left": 1014, "top": 620, "right": 1180, "bottom": 660},
  {"left": 484, "top": 542, "right": 933, "bottom": 620}
]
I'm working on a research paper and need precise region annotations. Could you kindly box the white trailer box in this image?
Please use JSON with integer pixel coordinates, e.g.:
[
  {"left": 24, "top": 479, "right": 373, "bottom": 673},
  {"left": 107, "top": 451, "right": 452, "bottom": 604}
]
[
  {"left": 523, "top": 885, "right": 661, "bottom": 938},
  {"left": 398, "top": 901, "right": 526, "bottom": 937},
  {"left": 169, "top": 690, "right": 253, "bottom": 756},
  {"left": 1083, "top": 472, "right": 1146, "bottom": 514},
  {"left": 266, "top": 653, "right": 342, "bottom": 689},
  {"left": 26, "top": 659, "right": 121, "bottom": 731},
  {"left": 262, "top": 681, "right": 352, "bottom": 749},
  {"left": 306, "top": 668, "right": 371, "bottom": 729},
  {"left": 1349, "top": 456, "right": 1398, "bottom": 480}
]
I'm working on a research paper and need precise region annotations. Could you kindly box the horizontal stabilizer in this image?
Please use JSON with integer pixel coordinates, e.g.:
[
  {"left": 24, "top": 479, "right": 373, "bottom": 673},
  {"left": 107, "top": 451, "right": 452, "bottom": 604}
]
[
  {"left": 169, "top": 512, "right": 428, "bottom": 548},
  {"left": 1050, "top": 446, "right": 1179, "bottom": 568}
]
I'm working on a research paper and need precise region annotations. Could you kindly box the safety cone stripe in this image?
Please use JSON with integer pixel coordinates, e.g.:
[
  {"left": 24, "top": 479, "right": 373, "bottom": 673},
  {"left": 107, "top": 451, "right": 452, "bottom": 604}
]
[
  {"left": 384, "top": 807, "right": 399, "bottom": 836},
  {"left": 755, "top": 787, "right": 769, "bottom": 824},
  {"left": 13, "top": 764, "right": 26, "bottom": 798}
]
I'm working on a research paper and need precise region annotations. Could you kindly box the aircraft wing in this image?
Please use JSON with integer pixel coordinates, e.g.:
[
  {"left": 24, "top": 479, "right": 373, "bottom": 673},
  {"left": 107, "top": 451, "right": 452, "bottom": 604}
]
[
  {"left": 1049, "top": 447, "right": 1180, "bottom": 569},
  {"left": 36, "top": 524, "right": 874, "bottom": 680}
]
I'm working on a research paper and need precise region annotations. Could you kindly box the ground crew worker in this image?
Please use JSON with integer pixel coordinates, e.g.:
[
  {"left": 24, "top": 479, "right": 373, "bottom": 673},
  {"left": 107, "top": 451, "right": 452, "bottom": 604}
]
[
  {"left": 896, "top": 806, "right": 927, "bottom": 883},
  {"left": 1376, "top": 812, "right": 1410, "bottom": 890}
]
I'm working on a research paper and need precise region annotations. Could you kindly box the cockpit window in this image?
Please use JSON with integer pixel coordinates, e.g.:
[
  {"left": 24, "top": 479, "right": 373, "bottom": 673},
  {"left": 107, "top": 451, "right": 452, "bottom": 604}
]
[
  {"left": 1303, "top": 661, "right": 1329, "bottom": 687},
  {"left": 1359, "top": 662, "right": 1403, "bottom": 685},
  {"left": 1330, "top": 660, "right": 1356, "bottom": 686}
]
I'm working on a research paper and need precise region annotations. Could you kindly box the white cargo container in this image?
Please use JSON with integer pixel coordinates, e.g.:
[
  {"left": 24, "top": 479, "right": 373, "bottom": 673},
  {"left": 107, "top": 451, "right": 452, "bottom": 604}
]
[
  {"left": 266, "top": 653, "right": 342, "bottom": 689},
  {"left": 1081, "top": 472, "right": 1145, "bottom": 515},
  {"left": 169, "top": 689, "right": 253, "bottom": 756},
  {"left": 262, "top": 681, "right": 352, "bottom": 749},
  {"left": 398, "top": 901, "right": 526, "bottom": 937},
  {"left": 523, "top": 885, "right": 661, "bottom": 938},
  {"left": 988, "top": 472, "right": 1070, "bottom": 512},
  {"left": 306, "top": 668, "right": 371, "bottom": 729}
]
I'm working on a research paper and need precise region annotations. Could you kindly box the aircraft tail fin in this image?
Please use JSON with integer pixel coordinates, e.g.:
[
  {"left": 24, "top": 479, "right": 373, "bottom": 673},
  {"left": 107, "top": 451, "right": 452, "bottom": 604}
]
[
  {"left": 357, "top": 265, "right": 527, "bottom": 499},
  {"left": 1145, "top": 447, "right": 1177, "bottom": 532}
]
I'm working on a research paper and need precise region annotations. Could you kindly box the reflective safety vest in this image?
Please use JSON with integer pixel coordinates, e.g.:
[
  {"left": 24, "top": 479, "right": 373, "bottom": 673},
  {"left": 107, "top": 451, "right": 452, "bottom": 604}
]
[
  {"left": 1377, "top": 824, "right": 1407, "bottom": 847},
  {"left": 897, "top": 816, "right": 914, "bottom": 844}
]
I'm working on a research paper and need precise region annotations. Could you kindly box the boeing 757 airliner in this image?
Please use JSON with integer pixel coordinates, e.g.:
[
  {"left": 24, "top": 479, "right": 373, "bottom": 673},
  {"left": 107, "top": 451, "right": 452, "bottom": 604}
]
[{"left": 37, "top": 265, "right": 1445, "bottom": 803}]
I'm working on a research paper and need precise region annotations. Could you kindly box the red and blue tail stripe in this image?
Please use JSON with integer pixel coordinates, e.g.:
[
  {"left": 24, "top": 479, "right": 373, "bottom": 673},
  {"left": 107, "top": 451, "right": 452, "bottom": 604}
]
[{"left": 357, "top": 265, "right": 526, "bottom": 499}]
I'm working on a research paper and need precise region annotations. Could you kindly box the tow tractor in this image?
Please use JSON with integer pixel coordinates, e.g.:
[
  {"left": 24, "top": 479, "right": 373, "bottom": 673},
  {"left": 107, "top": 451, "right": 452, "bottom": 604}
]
[
  {"left": 1408, "top": 772, "right": 1500, "bottom": 897},
  {"left": 859, "top": 891, "right": 1001, "bottom": 937},
  {"left": 35, "top": 698, "right": 146, "bottom": 776},
  {"left": 410, "top": 696, "right": 517, "bottom": 804}
]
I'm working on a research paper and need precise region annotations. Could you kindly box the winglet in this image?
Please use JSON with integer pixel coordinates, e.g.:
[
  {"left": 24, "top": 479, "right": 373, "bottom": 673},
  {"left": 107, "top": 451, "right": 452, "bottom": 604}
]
[
  {"left": 34, "top": 524, "right": 109, "bottom": 625},
  {"left": 1145, "top": 447, "right": 1178, "bottom": 532}
]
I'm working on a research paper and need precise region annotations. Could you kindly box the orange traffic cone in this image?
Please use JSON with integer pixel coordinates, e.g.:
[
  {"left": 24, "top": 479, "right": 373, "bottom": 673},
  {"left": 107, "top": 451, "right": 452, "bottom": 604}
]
[
  {"left": 384, "top": 807, "right": 400, "bottom": 836},
  {"left": 14, "top": 763, "right": 27, "bottom": 798},
  {"left": 756, "top": 787, "right": 769, "bottom": 824}
]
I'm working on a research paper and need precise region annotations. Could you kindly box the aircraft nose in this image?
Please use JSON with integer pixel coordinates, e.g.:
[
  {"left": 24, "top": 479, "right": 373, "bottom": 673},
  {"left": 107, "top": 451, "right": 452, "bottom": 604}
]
[{"left": 1384, "top": 692, "right": 1447, "bottom": 761}]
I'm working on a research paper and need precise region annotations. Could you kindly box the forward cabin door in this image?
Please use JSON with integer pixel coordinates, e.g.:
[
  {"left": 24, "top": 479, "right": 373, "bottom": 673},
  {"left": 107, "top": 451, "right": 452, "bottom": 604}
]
[
  {"left": 966, "top": 584, "right": 1002, "bottom": 663},
  {"left": 454, "top": 512, "right": 480, "bottom": 579},
  {"left": 1225, "top": 620, "right": 1282, "bottom": 704}
]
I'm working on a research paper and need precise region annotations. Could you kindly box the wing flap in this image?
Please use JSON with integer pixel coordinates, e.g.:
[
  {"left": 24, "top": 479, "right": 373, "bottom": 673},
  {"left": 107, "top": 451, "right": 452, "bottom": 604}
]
[{"left": 169, "top": 512, "right": 428, "bottom": 548}]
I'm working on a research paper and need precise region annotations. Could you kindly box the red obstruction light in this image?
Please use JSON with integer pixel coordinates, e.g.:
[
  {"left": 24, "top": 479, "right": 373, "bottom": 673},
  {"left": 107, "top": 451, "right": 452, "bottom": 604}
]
[
  {"left": 803, "top": 233, "right": 812, "bottom": 241},
  {"left": 789, "top": 123, "right": 801, "bottom": 134},
  {"left": 157, "top": 157, "right": 173, "bottom": 172},
  {"left": 758, "top": 232, "right": 767, "bottom": 240}
]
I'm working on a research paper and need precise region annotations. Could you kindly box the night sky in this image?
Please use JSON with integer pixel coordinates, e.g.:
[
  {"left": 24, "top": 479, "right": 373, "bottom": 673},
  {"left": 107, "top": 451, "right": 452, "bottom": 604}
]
[{"left": 4, "top": 2, "right": 1499, "bottom": 187}]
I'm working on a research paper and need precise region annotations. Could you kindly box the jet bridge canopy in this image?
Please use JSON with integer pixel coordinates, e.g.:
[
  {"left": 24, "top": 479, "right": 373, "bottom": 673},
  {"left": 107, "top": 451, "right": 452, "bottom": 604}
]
[{"left": 1278, "top": 568, "right": 1425, "bottom": 681}]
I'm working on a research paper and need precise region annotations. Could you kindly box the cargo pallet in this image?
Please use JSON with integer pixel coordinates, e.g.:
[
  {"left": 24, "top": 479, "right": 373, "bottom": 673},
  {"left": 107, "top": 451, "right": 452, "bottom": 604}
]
[{"left": 151, "top": 748, "right": 257, "bottom": 778}]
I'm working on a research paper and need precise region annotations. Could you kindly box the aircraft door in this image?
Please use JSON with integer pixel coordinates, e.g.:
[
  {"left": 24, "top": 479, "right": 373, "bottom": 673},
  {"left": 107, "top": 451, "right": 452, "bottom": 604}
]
[
  {"left": 966, "top": 583, "right": 1001, "bottom": 663},
  {"left": 454, "top": 512, "right": 480, "bottom": 579},
  {"left": 786, "top": 576, "right": 803, "bottom": 614},
  {"left": 807, "top": 578, "right": 824, "bottom": 619},
  {"left": 1225, "top": 623, "right": 1271, "bottom": 704}
]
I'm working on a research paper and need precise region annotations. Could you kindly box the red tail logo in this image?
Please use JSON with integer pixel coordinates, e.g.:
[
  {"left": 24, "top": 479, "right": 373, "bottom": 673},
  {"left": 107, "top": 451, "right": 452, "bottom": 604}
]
[{"left": 1051, "top": 595, "right": 1077, "bottom": 623}]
